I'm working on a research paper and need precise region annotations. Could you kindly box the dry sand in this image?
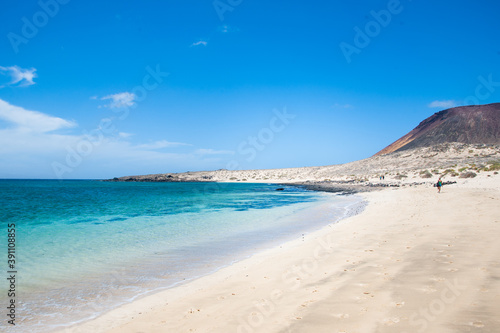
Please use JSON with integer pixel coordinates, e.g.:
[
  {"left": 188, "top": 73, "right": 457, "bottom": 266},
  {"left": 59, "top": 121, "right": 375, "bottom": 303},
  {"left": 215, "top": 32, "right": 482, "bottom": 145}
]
[{"left": 62, "top": 173, "right": 500, "bottom": 333}]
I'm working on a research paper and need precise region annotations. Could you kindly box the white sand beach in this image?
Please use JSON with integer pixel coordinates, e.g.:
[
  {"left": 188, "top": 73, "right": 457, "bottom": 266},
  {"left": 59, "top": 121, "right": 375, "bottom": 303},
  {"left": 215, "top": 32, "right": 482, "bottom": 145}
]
[{"left": 62, "top": 170, "right": 500, "bottom": 333}]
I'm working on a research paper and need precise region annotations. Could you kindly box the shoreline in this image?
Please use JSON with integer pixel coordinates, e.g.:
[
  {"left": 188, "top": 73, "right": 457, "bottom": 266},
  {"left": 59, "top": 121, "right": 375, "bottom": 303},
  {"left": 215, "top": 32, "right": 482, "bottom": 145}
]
[
  {"left": 55, "top": 189, "right": 366, "bottom": 333},
  {"left": 46, "top": 187, "right": 364, "bottom": 333},
  {"left": 61, "top": 175, "right": 500, "bottom": 332},
  {"left": 6, "top": 182, "right": 367, "bottom": 333}
]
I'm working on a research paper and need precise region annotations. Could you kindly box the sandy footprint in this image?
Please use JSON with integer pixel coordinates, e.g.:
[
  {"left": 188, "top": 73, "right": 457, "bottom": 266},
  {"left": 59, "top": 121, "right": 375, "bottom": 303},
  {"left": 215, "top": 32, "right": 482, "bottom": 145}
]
[
  {"left": 418, "top": 286, "right": 437, "bottom": 294},
  {"left": 430, "top": 276, "right": 445, "bottom": 282},
  {"left": 332, "top": 313, "right": 350, "bottom": 319},
  {"left": 391, "top": 301, "right": 405, "bottom": 308},
  {"left": 382, "top": 317, "right": 400, "bottom": 326},
  {"left": 470, "top": 321, "right": 484, "bottom": 327}
]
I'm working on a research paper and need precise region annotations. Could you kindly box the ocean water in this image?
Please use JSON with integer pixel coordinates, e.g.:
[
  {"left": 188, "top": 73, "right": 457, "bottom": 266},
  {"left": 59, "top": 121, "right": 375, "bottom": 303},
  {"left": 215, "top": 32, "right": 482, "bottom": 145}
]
[{"left": 0, "top": 180, "right": 364, "bottom": 332}]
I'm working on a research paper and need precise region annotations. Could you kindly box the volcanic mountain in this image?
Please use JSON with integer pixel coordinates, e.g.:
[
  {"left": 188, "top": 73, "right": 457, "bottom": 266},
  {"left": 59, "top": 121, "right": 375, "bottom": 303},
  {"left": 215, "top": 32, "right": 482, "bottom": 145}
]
[{"left": 374, "top": 103, "right": 500, "bottom": 156}]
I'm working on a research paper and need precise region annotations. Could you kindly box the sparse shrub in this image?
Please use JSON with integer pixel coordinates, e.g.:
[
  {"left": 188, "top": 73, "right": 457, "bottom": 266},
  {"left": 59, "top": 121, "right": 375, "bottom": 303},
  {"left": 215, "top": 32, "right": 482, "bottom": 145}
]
[
  {"left": 229, "top": 177, "right": 237, "bottom": 180},
  {"left": 459, "top": 171, "right": 477, "bottom": 178},
  {"left": 420, "top": 170, "right": 432, "bottom": 178},
  {"left": 443, "top": 169, "right": 459, "bottom": 177},
  {"left": 395, "top": 174, "right": 408, "bottom": 180},
  {"left": 458, "top": 167, "right": 467, "bottom": 172},
  {"left": 469, "top": 150, "right": 474, "bottom": 153},
  {"left": 485, "top": 161, "right": 500, "bottom": 171},
  {"left": 432, "top": 169, "right": 440, "bottom": 174}
]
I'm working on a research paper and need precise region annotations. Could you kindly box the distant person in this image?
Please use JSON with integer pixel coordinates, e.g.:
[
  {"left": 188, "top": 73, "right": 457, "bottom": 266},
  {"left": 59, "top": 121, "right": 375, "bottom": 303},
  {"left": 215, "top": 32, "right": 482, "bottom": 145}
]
[{"left": 436, "top": 178, "right": 443, "bottom": 193}]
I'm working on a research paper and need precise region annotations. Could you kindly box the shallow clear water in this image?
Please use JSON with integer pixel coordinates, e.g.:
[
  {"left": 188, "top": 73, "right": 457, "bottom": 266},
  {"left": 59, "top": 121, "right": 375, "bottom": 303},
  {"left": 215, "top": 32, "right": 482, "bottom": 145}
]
[{"left": 0, "top": 180, "right": 363, "bottom": 332}]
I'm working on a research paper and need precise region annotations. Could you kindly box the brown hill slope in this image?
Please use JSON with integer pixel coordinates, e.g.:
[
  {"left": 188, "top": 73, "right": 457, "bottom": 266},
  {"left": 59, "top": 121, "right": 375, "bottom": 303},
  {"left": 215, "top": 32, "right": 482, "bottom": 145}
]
[{"left": 375, "top": 103, "right": 500, "bottom": 156}]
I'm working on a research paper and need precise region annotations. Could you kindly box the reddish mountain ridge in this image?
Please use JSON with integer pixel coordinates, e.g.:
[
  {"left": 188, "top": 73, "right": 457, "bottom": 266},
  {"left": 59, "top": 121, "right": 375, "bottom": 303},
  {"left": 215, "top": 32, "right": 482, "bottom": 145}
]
[{"left": 375, "top": 103, "right": 500, "bottom": 156}]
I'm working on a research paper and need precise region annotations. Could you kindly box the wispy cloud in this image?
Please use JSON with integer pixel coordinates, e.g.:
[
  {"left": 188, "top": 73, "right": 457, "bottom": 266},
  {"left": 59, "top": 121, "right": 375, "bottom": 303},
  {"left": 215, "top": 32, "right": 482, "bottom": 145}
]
[
  {"left": 0, "top": 100, "right": 235, "bottom": 179},
  {"left": 191, "top": 40, "right": 208, "bottom": 47},
  {"left": 428, "top": 100, "right": 458, "bottom": 109},
  {"left": 195, "top": 148, "right": 235, "bottom": 155},
  {"left": 0, "top": 99, "right": 76, "bottom": 132},
  {"left": 0, "top": 65, "right": 37, "bottom": 88},
  {"left": 134, "top": 140, "right": 191, "bottom": 150},
  {"left": 118, "top": 132, "right": 133, "bottom": 138},
  {"left": 100, "top": 92, "right": 136, "bottom": 108},
  {"left": 217, "top": 25, "right": 239, "bottom": 33},
  {"left": 0, "top": 99, "right": 80, "bottom": 178}
]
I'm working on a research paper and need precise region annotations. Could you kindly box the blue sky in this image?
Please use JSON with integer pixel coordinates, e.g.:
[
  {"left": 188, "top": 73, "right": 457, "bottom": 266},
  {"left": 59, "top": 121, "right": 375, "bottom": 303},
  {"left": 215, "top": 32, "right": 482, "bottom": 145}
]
[{"left": 0, "top": 0, "right": 499, "bottom": 179}]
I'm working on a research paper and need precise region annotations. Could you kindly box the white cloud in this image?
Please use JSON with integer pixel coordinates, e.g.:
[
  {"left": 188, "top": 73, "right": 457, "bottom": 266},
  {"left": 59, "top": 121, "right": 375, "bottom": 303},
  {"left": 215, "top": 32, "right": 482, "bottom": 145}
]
[
  {"left": 0, "top": 99, "right": 76, "bottom": 133},
  {"left": 101, "top": 92, "right": 136, "bottom": 108},
  {"left": 191, "top": 40, "right": 208, "bottom": 47},
  {"left": 118, "top": 132, "right": 133, "bottom": 138},
  {"left": 0, "top": 100, "right": 234, "bottom": 179},
  {"left": 0, "top": 99, "right": 81, "bottom": 177},
  {"left": 134, "top": 140, "right": 191, "bottom": 150},
  {"left": 428, "top": 100, "right": 458, "bottom": 109},
  {"left": 0, "top": 65, "right": 37, "bottom": 88},
  {"left": 195, "top": 148, "right": 235, "bottom": 155},
  {"left": 217, "top": 25, "right": 239, "bottom": 33}
]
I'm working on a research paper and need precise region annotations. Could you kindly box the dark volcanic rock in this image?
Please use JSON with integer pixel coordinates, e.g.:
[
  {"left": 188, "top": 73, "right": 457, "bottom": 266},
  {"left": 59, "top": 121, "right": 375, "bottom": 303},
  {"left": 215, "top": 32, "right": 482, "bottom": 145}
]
[{"left": 375, "top": 103, "right": 500, "bottom": 156}]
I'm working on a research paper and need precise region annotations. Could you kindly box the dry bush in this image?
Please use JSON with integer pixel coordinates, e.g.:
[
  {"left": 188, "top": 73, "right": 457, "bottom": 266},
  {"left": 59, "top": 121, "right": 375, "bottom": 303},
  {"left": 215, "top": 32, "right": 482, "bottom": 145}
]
[
  {"left": 459, "top": 171, "right": 477, "bottom": 178},
  {"left": 420, "top": 170, "right": 433, "bottom": 178}
]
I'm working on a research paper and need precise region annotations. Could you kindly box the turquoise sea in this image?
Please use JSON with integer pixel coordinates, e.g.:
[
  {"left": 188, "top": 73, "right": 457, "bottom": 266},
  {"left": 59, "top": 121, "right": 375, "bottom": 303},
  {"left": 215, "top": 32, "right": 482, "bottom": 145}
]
[{"left": 0, "top": 180, "right": 363, "bottom": 332}]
